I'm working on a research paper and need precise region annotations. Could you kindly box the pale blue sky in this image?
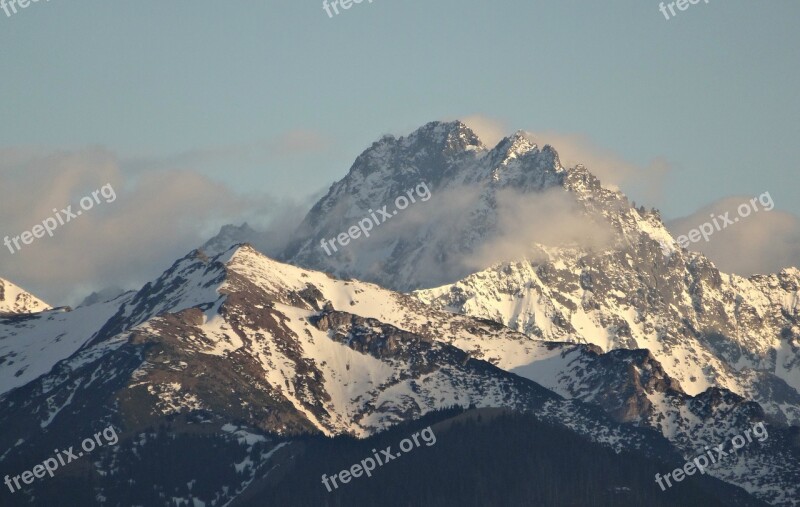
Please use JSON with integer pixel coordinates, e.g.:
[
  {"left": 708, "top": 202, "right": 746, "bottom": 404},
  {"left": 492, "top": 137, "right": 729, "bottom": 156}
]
[
  {"left": 1, "top": 0, "right": 799, "bottom": 303},
  {"left": 2, "top": 0, "right": 798, "bottom": 215}
]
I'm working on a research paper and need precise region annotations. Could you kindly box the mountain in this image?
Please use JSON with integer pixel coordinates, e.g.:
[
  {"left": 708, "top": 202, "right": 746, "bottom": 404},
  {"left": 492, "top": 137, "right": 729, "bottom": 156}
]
[
  {"left": 0, "top": 279, "right": 49, "bottom": 316},
  {"left": 0, "top": 244, "right": 659, "bottom": 439},
  {"left": 78, "top": 286, "right": 129, "bottom": 308},
  {"left": 274, "top": 120, "right": 800, "bottom": 503},
  {"left": 1, "top": 245, "right": 797, "bottom": 506},
  {"left": 3, "top": 120, "right": 799, "bottom": 506},
  {"left": 280, "top": 121, "right": 570, "bottom": 291},
  {"left": 0, "top": 245, "right": 688, "bottom": 505},
  {"left": 414, "top": 248, "right": 800, "bottom": 428}
]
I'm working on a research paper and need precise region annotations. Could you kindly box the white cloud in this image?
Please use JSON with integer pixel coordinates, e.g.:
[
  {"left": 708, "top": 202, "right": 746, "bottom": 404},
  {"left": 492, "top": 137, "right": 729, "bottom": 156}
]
[
  {"left": 666, "top": 194, "right": 800, "bottom": 276},
  {"left": 464, "top": 187, "right": 616, "bottom": 270},
  {"left": 0, "top": 145, "right": 305, "bottom": 306},
  {"left": 461, "top": 114, "right": 508, "bottom": 147}
]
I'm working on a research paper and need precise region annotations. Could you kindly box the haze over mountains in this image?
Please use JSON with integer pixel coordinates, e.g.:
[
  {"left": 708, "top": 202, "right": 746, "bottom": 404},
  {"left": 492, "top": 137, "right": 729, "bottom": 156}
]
[{"left": 1, "top": 121, "right": 798, "bottom": 506}]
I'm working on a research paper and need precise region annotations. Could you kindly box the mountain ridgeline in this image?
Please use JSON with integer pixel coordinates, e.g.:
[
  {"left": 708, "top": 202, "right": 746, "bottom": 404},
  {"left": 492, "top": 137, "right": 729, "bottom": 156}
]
[{"left": 1, "top": 121, "right": 798, "bottom": 506}]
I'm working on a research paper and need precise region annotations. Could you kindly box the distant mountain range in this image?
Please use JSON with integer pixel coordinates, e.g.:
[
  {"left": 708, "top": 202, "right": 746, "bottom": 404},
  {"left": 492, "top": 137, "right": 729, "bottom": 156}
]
[{"left": 1, "top": 121, "right": 798, "bottom": 506}]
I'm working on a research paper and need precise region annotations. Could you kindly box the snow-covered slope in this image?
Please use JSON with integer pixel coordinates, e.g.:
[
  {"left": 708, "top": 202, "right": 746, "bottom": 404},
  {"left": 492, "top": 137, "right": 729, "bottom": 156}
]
[
  {"left": 0, "top": 246, "right": 565, "bottom": 437},
  {"left": 415, "top": 248, "right": 800, "bottom": 428},
  {"left": 0, "top": 291, "right": 133, "bottom": 396}
]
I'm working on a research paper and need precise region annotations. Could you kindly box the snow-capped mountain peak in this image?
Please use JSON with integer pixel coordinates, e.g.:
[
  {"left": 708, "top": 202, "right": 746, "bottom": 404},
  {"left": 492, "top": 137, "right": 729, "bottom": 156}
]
[{"left": 0, "top": 278, "right": 49, "bottom": 315}]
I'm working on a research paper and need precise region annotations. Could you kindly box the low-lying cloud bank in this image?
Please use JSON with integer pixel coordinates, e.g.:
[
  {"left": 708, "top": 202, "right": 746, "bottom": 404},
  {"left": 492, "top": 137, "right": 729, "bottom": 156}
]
[
  {"left": 666, "top": 195, "right": 800, "bottom": 276},
  {"left": 0, "top": 146, "right": 314, "bottom": 306}
]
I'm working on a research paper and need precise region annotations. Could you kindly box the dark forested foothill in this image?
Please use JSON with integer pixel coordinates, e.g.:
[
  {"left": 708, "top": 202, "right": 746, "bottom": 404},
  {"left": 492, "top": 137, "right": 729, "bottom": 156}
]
[{"left": 237, "top": 407, "right": 769, "bottom": 507}]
